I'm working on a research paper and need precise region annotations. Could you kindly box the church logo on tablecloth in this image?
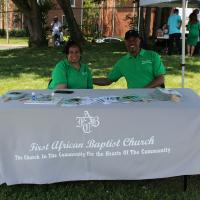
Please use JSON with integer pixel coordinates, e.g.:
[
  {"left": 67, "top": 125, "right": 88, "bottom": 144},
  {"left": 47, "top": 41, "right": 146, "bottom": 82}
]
[{"left": 76, "top": 111, "right": 100, "bottom": 134}]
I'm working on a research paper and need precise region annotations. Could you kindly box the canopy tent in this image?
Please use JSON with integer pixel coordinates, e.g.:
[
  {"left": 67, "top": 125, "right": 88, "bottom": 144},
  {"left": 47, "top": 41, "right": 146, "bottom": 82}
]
[
  {"left": 140, "top": 0, "right": 200, "bottom": 7},
  {"left": 140, "top": 0, "right": 200, "bottom": 87}
]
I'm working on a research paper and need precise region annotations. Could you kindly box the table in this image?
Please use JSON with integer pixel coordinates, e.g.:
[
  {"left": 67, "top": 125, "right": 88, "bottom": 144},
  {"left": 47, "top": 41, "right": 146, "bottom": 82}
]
[
  {"left": 0, "top": 89, "right": 200, "bottom": 185},
  {"left": 156, "top": 34, "right": 188, "bottom": 54},
  {"left": 157, "top": 35, "right": 169, "bottom": 40},
  {"left": 156, "top": 35, "right": 169, "bottom": 54}
]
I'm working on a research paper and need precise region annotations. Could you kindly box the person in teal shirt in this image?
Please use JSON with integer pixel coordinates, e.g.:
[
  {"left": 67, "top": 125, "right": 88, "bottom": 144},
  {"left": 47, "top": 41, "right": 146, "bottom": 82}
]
[
  {"left": 48, "top": 41, "right": 93, "bottom": 89},
  {"left": 167, "top": 9, "right": 182, "bottom": 55},
  {"left": 93, "top": 30, "right": 166, "bottom": 88}
]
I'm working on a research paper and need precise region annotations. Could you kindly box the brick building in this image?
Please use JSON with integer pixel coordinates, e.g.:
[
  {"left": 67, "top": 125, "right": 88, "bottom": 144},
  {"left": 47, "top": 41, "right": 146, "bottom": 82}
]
[
  {"left": 47, "top": 0, "right": 83, "bottom": 28},
  {"left": 0, "top": 0, "right": 83, "bottom": 31},
  {"left": 99, "top": 0, "right": 137, "bottom": 38},
  {"left": 0, "top": 0, "right": 166, "bottom": 38},
  {"left": 99, "top": 0, "right": 161, "bottom": 38},
  {"left": 0, "top": 0, "right": 24, "bottom": 30}
]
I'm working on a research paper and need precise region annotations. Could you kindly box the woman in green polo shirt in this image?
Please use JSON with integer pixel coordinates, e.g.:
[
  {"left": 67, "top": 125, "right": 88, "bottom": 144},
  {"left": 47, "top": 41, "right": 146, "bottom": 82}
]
[{"left": 48, "top": 41, "right": 93, "bottom": 89}]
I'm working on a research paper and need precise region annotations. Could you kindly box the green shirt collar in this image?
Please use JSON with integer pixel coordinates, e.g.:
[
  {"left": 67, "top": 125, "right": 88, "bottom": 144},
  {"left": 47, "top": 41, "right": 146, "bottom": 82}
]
[
  {"left": 127, "top": 48, "right": 145, "bottom": 59},
  {"left": 64, "top": 59, "right": 83, "bottom": 70}
]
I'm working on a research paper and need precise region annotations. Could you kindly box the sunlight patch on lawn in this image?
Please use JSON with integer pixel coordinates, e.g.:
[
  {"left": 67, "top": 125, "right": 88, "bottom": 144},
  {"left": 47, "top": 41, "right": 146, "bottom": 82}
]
[
  {"left": 112, "top": 51, "right": 126, "bottom": 55},
  {"left": 0, "top": 74, "right": 49, "bottom": 95},
  {"left": 0, "top": 37, "right": 28, "bottom": 45}
]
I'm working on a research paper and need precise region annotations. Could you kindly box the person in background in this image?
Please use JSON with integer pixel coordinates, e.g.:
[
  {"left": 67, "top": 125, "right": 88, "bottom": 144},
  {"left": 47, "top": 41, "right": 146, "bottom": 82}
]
[
  {"left": 162, "top": 23, "right": 169, "bottom": 35},
  {"left": 167, "top": 9, "right": 182, "bottom": 55},
  {"left": 155, "top": 23, "right": 169, "bottom": 53},
  {"left": 193, "top": 9, "right": 200, "bottom": 21},
  {"left": 192, "top": 9, "right": 200, "bottom": 55},
  {"left": 93, "top": 30, "right": 165, "bottom": 88},
  {"left": 51, "top": 16, "right": 62, "bottom": 41},
  {"left": 48, "top": 41, "right": 93, "bottom": 89},
  {"left": 186, "top": 12, "right": 200, "bottom": 56}
]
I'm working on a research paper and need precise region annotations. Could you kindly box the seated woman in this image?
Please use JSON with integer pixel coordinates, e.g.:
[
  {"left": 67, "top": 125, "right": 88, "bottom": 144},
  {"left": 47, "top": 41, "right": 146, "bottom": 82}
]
[
  {"left": 155, "top": 23, "right": 169, "bottom": 54},
  {"left": 162, "top": 23, "right": 168, "bottom": 35},
  {"left": 48, "top": 40, "right": 93, "bottom": 89}
]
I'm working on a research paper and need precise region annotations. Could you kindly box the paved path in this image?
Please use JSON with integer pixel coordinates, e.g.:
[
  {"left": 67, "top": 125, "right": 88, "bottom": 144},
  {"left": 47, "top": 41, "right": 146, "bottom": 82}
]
[{"left": 0, "top": 44, "right": 28, "bottom": 50}]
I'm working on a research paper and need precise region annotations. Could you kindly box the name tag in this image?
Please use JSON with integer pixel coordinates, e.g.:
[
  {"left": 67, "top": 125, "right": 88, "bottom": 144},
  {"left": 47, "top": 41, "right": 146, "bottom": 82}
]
[{"left": 141, "top": 60, "right": 152, "bottom": 65}]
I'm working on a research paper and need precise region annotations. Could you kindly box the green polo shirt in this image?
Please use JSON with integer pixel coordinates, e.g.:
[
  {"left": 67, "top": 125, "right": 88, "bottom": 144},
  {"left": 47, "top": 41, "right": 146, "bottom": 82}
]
[
  {"left": 108, "top": 49, "right": 166, "bottom": 88},
  {"left": 48, "top": 59, "right": 93, "bottom": 89}
]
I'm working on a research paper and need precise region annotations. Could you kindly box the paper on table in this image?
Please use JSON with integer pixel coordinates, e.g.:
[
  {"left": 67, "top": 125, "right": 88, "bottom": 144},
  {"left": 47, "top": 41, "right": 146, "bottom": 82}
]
[
  {"left": 61, "top": 97, "right": 96, "bottom": 107},
  {"left": 24, "top": 94, "right": 63, "bottom": 105},
  {"left": 4, "top": 91, "right": 28, "bottom": 100},
  {"left": 93, "top": 96, "right": 120, "bottom": 104},
  {"left": 150, "top": 88, "right": 182, "bottom": 101}
]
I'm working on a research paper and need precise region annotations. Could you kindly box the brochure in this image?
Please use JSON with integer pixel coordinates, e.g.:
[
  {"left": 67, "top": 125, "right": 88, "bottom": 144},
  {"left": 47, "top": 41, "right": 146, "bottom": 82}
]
[
  {"left": 61, "top": 97, "right": 96, "bottom": 107},
  {"left": 3, "top": 91, "right": 28, "bottom": 100},
  {"left": 61, "top": 94, "right": 151, "bottom": 107},
  {"left": 150, "top": 88, "right": 182, "bottom": 101},
  {"left": 93, "top": 96, "right": 120, "bottom": 104},
  {"left": 24, "top": 94, "right": 63, "bottom": 105},
  {"left": 119, "top": 95, "right": 149, "bottom": 103}
]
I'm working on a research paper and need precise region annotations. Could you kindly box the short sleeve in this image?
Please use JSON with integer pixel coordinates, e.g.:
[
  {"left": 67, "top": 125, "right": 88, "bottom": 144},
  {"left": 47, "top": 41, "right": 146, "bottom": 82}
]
[
  {"left": 51, "top": 61, "right": 68, "bottom": 89},
  {"left": 107, "top": 61, "right": 123, "bottom": 82},
  {"left": 152, "top": 52, "right": 166, "bottom": 77}
]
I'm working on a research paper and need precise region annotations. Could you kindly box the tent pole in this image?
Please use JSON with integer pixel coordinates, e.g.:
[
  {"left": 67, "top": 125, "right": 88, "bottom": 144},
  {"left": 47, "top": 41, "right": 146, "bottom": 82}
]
[
  {"left": 181, "top": 0, "right": 186, "bottom": 88},
  {"left": 138, "top": 6, "right": 141, "bottom": 32},
  {"left": 6, "top": 0, "right": 9, "bottom": 44}
]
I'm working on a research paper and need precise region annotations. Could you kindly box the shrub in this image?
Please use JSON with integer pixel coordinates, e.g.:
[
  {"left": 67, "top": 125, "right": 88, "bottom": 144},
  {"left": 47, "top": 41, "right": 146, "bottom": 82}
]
[
  {"left": 9, "top": 29, "right": 29, "bottom": 37},
  {"left": 0, "top": 29, "right": 6, "bottom": 37}
]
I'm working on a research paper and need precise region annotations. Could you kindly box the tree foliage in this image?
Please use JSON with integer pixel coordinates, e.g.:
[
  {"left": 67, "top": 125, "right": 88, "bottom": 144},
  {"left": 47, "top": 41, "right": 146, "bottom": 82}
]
[
  {"left": 82, "top": 0, "right": 100, "bottom": 38},
  {"left": 56, "top": 0, "right": 85, "bottom": 43},
  {"left": 12, "top": 0, "right": 85, "bottom": 46},
  {"left": 12, "top": 0, "right": 53, "bottom": 47}
]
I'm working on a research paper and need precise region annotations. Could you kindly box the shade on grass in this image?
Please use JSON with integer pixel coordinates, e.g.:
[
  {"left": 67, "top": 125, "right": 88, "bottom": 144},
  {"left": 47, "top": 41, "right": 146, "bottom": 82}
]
[{"left": 0, "top": 43, "right": 200, "bottom": 95}]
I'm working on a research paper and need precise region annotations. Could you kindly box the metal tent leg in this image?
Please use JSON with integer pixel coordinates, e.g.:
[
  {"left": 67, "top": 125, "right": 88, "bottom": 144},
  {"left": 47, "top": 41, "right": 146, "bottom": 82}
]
[{"left": 183, "top": 175, "right": 188, "bottom": 191}]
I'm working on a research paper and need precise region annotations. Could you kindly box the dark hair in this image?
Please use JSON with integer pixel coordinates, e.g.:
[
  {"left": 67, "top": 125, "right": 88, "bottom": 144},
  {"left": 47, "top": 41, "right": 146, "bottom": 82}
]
[
  {"left": 64, "top": 40, "right": 82, "bottom": 55},
  {"left": 174, "top": 9, "right": 179, "bottom": 14},
  {"left": 193, "top": 9, "right": 199, "bottom": 15},
  {"left": 189, "top": 12, "right": 198, "bottom": 24}
]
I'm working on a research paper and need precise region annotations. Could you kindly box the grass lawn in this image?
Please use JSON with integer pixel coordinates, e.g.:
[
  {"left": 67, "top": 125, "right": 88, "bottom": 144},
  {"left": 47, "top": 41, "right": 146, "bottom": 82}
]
[
  {"left": 0, "top": 37, "right": 28, "bottom": 45},
  {"left": 0, "top": 42, "right": 200, "bottom": 95},
  {"left": 0, "top": 43, "right": 200, "bottom": 199}
]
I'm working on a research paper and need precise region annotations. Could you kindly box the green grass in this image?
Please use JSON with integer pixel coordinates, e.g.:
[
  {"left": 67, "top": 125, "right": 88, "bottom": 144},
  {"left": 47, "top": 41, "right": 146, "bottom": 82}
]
[
  {"left": 0, "top": 42, "right": 200, "bottom": 95},
  {"left": 0, "top": 43, "right": 200, "bottom": 199},
  {"left": 0, "top": 37, "right": 28, "bottom": 45},
  {"left": 1, "top": 176, "right": 200, "bottom": 200}
]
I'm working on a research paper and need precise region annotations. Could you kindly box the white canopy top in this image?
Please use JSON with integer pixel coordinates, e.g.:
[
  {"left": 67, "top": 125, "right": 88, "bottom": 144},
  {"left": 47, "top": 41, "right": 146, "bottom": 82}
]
[{"left": 140, "top": 0, "right": 200, "bottom": 7}]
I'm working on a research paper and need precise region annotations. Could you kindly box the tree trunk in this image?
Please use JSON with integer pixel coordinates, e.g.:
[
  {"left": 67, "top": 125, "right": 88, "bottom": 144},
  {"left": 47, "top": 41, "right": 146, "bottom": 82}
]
[
  {"left": 12, "top": 0, "right": 47, "bottom": 47},
  {"left": 56, "top": 0, "right": 85, "bottom": 43},
  {"left": 145, "top": 7, "right": 151, "bottom": 38},
  {"left": 139, "top": 7, "right": 144, "bottom": 36},
  {"left": 152, "top": 7, "right": 162, "bottom": 38},
  {"left": 139, "top": 7, "right": 147, "bottom": 48},
  {"left": 162, "top": 8, "right": 171, "bottom": 24}
]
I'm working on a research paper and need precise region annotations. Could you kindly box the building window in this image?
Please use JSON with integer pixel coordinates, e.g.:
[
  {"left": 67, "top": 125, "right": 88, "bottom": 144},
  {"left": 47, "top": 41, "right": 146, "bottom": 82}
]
[
  {"left": 62, "top": 15, "right": 67, "bottom": 25},
  {"left": 71, "top": 0, "right": 75, "bottom": 7}
]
